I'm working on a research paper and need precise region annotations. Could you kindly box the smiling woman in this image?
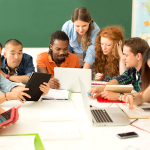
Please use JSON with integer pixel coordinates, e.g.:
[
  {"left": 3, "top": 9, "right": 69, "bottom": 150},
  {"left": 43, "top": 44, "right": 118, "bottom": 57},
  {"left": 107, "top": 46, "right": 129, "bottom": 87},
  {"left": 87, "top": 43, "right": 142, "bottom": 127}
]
[{"left": 62, "top": 7, "right": 100, "bottom": 69}]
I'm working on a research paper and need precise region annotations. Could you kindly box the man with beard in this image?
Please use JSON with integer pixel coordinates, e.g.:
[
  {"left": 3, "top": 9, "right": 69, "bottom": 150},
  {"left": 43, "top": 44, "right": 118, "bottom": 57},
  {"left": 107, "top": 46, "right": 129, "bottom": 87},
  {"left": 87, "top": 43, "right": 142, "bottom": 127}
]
[{"left": 36, "top": 31, "right": 80, "bottom": 89}]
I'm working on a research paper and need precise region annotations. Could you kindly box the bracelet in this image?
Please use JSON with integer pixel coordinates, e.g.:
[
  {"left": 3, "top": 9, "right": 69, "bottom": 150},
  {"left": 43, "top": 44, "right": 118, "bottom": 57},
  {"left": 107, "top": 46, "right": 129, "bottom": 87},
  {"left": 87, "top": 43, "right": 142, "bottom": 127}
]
[
  {"left": 6, "top": 74, "right": 10, "bottom": 79},
  {"left": 126, "top": 94, "right": 135, "bottom": 99},
  {"left": 4, "top": 93, "right": 8, "bottom": 101}
]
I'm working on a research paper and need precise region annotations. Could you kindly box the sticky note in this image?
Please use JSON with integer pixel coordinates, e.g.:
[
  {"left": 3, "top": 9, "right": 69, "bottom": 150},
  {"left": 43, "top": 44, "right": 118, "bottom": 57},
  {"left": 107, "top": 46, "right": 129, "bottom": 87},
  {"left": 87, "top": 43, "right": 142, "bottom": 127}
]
[{"left": 144, "top": 21, "right": 150, "bottom": 27}]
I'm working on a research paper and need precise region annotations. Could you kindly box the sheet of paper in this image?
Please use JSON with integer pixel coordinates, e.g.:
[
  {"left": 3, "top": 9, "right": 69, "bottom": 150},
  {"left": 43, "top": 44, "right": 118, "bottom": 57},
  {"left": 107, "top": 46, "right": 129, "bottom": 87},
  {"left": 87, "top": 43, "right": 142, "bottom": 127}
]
[
  {"left": 41, "top": 121, "right": 80, "bottom": 140},
  {"left": 0, "top": 135, "right": 35, "bottom": 150},
  {"left": 134, "top": 119, "right": 150, "bottom": 132},
  {"left": 42, "top": 89, "right": 69, "bottom": 100},
  {"left": 40, "top": 110, "right": 74, "bottom": 121},
  {"left": 103, "top": 126, "right": 150, "bottom": 150}
]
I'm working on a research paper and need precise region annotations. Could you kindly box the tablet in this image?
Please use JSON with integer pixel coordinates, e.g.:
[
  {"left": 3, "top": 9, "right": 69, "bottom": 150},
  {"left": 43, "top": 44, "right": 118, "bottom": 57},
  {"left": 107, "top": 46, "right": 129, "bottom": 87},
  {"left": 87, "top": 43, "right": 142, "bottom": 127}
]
[
  {"left": 24, "top": 72, "right": 52, "bottom": 101},
  {"left": 54, "top": 67, "right": 91, "bottom": 92},
  {"left": 104, "top": 85, "right": 133, "bottom": 93}
]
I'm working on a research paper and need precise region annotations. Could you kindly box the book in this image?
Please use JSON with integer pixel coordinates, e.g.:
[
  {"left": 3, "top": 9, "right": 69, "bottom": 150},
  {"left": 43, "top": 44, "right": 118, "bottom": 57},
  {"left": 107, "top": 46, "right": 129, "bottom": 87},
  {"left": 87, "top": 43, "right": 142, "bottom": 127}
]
[
  {"left": 24, "top": 72, "right": 51, "bottom": 101},
  {"left": 104, "top": 85, "right": 133, "bottom": 93},
  {"left": 0, "top": 133, "right": 44, "bottom": 150},
  {"left": 117, "top": 103, "right": 150, "bottom": 119},
  {"left": 42, "top": 89, "right": 71, "bottom": 100},
  {"left": 40, "top": 110, "right": 80, "bottom": 140}
]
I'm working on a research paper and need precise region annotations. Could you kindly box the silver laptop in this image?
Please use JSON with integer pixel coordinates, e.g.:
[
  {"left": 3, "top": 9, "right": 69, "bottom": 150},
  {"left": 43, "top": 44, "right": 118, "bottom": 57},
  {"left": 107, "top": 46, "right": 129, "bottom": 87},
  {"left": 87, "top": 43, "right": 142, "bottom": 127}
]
[
  {"left": 54, "top": 67, "right": 91, "bottom": 92},
  {"left": 79, "top": 78, "right": 131, "bottom": 126}
]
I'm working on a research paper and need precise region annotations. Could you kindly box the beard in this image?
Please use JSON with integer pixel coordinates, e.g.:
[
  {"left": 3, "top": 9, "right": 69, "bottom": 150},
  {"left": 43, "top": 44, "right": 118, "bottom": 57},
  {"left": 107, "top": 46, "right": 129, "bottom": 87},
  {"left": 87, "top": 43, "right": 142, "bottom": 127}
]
[{"left": 56, "top": 54, "right": 66, "bottom": 63}]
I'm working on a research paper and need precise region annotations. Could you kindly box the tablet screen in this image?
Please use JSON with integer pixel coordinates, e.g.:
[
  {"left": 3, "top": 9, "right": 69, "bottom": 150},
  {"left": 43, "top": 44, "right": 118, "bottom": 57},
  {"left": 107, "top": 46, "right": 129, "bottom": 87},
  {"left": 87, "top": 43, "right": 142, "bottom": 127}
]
[{"left": 0, "top": 109, "right": 11, "bottom": 124}]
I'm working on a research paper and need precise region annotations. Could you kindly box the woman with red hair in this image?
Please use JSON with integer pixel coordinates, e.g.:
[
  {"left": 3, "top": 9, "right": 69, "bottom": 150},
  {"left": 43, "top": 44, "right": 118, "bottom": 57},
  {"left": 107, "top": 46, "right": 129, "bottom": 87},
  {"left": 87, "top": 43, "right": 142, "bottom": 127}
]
[{"left": 93, "top": 26, "right": 126, "bottom": 81}]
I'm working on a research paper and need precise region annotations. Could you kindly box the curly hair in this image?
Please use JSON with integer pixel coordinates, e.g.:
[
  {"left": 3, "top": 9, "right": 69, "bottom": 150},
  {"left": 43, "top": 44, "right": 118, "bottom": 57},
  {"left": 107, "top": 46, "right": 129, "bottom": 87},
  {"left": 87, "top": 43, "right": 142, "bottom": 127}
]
[
  {"left": 71, "top": 7, "right": 94, "bottom": 51},
  {"left": 93, "top": 26, "right": 125, "bottom": 79}
]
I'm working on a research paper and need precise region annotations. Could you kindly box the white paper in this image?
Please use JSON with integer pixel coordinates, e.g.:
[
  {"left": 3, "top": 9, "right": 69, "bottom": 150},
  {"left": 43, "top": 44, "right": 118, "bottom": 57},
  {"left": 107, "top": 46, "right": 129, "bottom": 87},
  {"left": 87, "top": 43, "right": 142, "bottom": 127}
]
[
  {"left": 103, "top": 126, "right": 150, "bottom": 150},
  {"left": 40, "top": 110, "right": 74, "bottom": 121},
  {"left": 0, "top": 136, "right": 35, "bottom": 150},
  {"left": 41, "top": 121, "right": 80, "bottom": 140},
  {"left": 42, "top": 89, "right": 69, "bottom": 100}
]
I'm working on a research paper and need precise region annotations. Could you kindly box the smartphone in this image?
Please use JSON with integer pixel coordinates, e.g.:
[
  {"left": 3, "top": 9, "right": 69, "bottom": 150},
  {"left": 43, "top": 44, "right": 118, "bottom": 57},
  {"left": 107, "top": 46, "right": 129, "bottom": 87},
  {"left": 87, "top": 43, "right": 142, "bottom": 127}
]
[
  {"left": 141, "top": 108, "right": 150, "bottom": 112},
  {"left": 117, "top": 132, "right": 138, "bottom": 139}
]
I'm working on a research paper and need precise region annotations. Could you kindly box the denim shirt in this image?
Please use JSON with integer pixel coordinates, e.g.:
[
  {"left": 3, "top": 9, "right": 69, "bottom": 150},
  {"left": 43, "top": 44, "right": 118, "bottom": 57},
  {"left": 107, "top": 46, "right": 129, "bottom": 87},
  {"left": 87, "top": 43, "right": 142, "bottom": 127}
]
[
  {"left": 0, "top": 74, "right": 18, "bottom": 93},
  {"left": 1, "top": 53, "right": 35, "bottom": 77},
  {"left": 62, "top": 20, "right": 100, "bottom": 66}
]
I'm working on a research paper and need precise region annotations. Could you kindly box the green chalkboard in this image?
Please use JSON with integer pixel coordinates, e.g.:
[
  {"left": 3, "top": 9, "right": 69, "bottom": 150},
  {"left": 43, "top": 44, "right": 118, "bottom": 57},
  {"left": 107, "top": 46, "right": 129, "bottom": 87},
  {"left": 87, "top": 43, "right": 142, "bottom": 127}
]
[{"left": 0, "top": 0, "right": 132, "bottom": 47}]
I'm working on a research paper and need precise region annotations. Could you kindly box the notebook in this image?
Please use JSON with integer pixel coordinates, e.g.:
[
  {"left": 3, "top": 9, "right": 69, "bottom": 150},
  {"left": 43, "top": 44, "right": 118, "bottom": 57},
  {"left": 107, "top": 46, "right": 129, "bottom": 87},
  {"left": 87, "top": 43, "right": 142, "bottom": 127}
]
[
  {"left": 42, "top": 89, "right": 71, "bottom": 100},
  {"left": 104, "top": 85, "right": 133, "bottom": 93},
  {"left": 117, "top": 103, "right": 150, "bottom": 119},
  {"left": 79, "top": 77, "right": 131, "bottom": 126},
  {"left": 54, "top": 67, "right": 91, "bottom": 92},
  {"left": 24, "top": 72, "right": 51, "bottom": 101}
]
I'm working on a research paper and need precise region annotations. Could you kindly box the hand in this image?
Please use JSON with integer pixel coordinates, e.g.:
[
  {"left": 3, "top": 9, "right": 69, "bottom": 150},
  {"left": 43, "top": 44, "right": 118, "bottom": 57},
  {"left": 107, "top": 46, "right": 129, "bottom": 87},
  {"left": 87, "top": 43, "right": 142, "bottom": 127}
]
[
  {"left": 88, "top": 87, "right": 102, "bottom": 98},
  {"left": 40, "top": 82, "right": 50, "bottom": 95},
  {"left": 8, "top": 88, "right": 31, "bottom": 103},
  {"left": 117, "top": 40, "right": 123, "bottom": 57},
  {"left": 101, "top": 91, "right": 119, "bottom": 100},
  {"left": 119, "top": 95, "right": 134, "bottom": 110},
  {"left": 49, "top": 78, "right": 60, "bottom": 89},
  {"left": 95, "top": 73, "right": 103, "bottom": 81}
]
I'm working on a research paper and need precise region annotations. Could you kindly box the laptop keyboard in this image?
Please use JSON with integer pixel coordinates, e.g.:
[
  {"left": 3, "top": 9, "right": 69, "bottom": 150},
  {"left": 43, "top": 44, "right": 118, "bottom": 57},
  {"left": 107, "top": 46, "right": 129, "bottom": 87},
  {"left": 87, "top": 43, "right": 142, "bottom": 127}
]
[{"left": 91, "top": 109, "right": 113, "bottom": 123}]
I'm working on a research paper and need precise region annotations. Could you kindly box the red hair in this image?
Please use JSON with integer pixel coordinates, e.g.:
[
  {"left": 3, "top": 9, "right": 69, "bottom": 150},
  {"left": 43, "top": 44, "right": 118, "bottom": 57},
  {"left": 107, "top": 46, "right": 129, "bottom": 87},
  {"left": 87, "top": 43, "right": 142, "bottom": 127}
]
[{"left": 93, "top": 26, "right": 125, "bottom": 79}]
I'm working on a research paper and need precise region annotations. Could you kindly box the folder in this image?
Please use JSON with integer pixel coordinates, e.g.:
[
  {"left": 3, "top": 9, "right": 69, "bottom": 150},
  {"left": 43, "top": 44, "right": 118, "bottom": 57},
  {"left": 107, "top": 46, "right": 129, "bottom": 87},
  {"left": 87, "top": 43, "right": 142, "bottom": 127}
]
[{"left": 1, "top": 133, "right": 44, "bottom": 150}]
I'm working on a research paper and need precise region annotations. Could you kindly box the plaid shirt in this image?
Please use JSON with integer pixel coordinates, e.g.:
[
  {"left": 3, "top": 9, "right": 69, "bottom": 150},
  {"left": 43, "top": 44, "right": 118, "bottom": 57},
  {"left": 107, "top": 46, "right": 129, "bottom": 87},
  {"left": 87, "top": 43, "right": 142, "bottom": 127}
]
[{"left": 114, "top": 67, "right": 141, "bottom": 92}]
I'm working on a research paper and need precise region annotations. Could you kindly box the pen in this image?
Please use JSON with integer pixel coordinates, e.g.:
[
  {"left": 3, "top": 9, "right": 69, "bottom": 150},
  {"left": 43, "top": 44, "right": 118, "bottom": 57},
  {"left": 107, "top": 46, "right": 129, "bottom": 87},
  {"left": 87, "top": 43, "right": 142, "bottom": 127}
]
[
  {"left": 122, "top": 103, "right": 141, "bottom": 112},
  {"left": 130, "top": 119, "right": 138, "bottom": 125}
]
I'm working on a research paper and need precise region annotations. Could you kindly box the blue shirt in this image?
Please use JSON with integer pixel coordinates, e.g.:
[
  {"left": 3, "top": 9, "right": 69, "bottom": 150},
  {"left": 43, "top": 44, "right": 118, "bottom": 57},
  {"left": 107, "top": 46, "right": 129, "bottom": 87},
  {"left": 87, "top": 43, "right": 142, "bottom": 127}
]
[
  {"left": 0, "top": 74, "right": 18, "bottom": 93},
  {"left": 62, "top": 20, "right": 100, "bottom": 66},
  {"left": 1, "top": 53, "right": 35, "bottom": 77}
]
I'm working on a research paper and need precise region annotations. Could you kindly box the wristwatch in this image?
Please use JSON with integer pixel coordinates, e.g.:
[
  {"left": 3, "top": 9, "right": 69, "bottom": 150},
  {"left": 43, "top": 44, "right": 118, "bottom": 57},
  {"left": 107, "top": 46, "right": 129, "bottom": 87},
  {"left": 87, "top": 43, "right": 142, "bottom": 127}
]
[
  {"left": 118, "top": 93, "right": 124, "bottom": 100},
  {"left": 6, "top": 74, "right": 10, "bottom": 79}
]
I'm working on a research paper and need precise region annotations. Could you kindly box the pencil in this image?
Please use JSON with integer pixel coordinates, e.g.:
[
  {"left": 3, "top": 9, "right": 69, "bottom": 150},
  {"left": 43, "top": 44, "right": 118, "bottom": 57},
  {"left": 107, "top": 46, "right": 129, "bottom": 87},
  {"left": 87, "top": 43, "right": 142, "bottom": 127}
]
[
  {"left": 122, "top": 103, "right": 141, "bottom": 112},
  {"left": 145, "top": 117, "right": 150, "bottom": 122}
]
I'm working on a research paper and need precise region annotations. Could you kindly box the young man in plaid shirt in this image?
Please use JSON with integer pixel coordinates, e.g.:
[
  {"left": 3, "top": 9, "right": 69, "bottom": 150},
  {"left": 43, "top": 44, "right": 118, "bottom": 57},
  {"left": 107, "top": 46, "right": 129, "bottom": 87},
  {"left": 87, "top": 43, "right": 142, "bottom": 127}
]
[{"left": 89, "top": 37, "right": 149, "bottom": 100}]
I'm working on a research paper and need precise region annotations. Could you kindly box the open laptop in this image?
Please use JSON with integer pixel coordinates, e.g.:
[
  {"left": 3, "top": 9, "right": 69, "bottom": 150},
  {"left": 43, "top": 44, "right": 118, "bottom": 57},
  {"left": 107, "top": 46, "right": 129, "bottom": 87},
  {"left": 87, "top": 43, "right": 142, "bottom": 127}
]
[
  {"left": 79, "top": 78, "right": 131, "bottom": 126},
  {"left": 54, "top": 67, "right": 91, "bottom": 92}
]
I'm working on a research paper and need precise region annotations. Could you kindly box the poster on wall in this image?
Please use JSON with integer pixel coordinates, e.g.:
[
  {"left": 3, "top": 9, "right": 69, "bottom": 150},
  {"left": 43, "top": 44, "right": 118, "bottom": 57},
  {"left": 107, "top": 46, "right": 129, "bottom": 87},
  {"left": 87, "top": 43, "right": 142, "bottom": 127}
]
[{"left": 136, "top": 0, "right": 150, "bottom": 45}]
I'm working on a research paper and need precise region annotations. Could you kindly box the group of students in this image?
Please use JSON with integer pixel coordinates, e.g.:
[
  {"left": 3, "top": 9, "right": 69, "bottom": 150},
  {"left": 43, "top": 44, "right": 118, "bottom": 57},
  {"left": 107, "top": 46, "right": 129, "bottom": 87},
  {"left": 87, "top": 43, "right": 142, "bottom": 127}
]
[{"left": 0, "top": 7, "right": 150, "bottom": 129}]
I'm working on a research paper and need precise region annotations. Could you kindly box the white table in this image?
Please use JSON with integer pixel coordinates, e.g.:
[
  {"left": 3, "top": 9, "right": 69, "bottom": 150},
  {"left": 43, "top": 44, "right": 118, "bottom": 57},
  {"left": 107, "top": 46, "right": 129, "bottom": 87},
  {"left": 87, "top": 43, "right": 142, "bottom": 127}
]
[{"left": 0, "top": 93, "right": 150, "bottom": 150}]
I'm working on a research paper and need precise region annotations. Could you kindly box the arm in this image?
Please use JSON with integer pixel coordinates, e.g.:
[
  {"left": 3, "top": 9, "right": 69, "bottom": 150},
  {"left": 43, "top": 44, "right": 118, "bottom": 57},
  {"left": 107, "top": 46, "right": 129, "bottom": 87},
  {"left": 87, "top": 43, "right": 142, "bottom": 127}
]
[
  {"left": 117, "top": 41, "right": 126, "bottom": 74},
  {"left": 83, "top": 62, "right": 91, "bottom": 69},
  {"left": 0, "top": 70, "right": 29, "bottom": 84},
  {"left": 89, "top": 79, "right": 120, "bottom": 98},
  {"left": 9, "top": 75, "right": 29, "bottom": 84},
  {"left": 37, "top": 67, "right": 60, "bottom": 89},
  {"left": 83, "top": 23, "right": 100, "bottom": 68},
  {"left": 121, "top": 86, "right": 150, "bottom": 109}
]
